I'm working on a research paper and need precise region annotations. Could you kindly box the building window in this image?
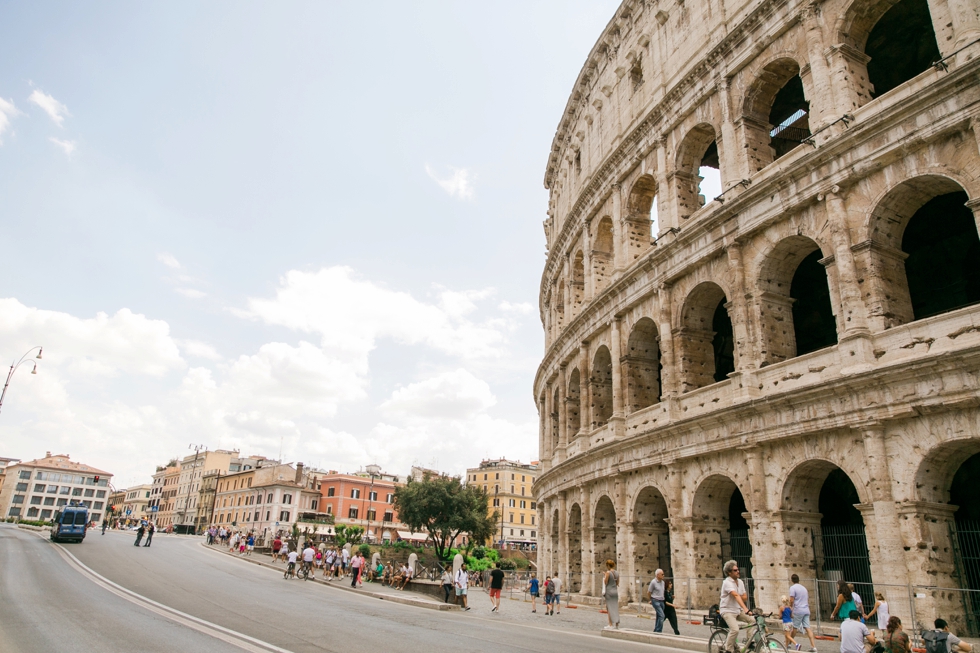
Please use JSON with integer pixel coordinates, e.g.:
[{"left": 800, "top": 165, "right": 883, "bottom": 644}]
[
  {"left": 12, "top": 495, "right": 24, "bottom": 504},
  {"left": 495, "top": 473, "right": 499, "bottom": 480},
  {"left": 60, "top": 487, "right": 71, "bottom": 495},
  {"left": 484, "top": 474, "right": 487, "bottom": 480},
  {"left": 30, "top": 496, "right": 41, "bottom": 505},
  {"left": 368, "top": 491, "right": 377, "bottom": 501},
  {"left": 508, "top": 499, "right": 515, "bottom": 507},
  {"left": 267, "top": 493, "right": 273, "bottom": 503},
  {"left": 520, "top": 515, "right": 525, "bottom": 524},
  {"left": 530, "top": 502, "right": 536, "bottom": 509},
  {"left": 509, "top": 528, "right": 513, "bottom": 535},
  {"left": 15, "top": 482, "right": 27, "bottom": 492},
  {"left": 8, "top": 507, "right": 21, "bottom": 516},
  {"left": 367, "top": 509, "right": 376, "bottom": 521},
  {"left": 279, "top": 510, "right": 290, "bottom": 522},
  {"left": 531, "top": 531, "right": 536, "bottom": 538},
  {"left": 348, "top": 507, "right": 359, "bottom": 519},
  {"left": 266, "top": 511, "right": 270, "bottom": 520},
  {"left": 94, "top": 502, "right": 104, "bottom": 510},
  {"left": 531, "top": 515, "right": 535, "bottom": 525},
  {"left": 386, "top": 493, "right": 393, "bottom": 503},
  {"left": 492, "top": 498, "right": 499, "bottom": 507},
  {"left": 33, "top": 484, "right": 45, "bottom": 493},
  {"left": 327, "top": 487, "right": 335, "bottom": 497},
  {"left": 351, "top": 489, "right": 361, "bottom": 499},
  {"left": 311, "top": 499, "right": 318, "bottom": 511},
  {"left": 96, "top": 490, "right": 105, "bottom": 498},
  {"left": 522, "top": 475, "right": 526, "bottom": 482},
  {"left": 43, "top": 497, "right": 55, "bottom": 506},
  {"left": 256, "top": 494, "right": 263, "bottom": 504},
  {"left": 40, "top": 509, "right": 51, "bottom": 520},
  {"left": 520, "top": 529, "right": 524, "bottom": 536},
  {"left": 19, "top": 470, "right": 30, "bottom": 480},
  {"left": 47, "top": 485, "right": 58, "bottom": 494},
  {"left": 511, "top": 474, "right": 515, "bottom": 480},
  {"left": 509, "top": 513, "right": 514, "bottom": 522},
  {"left": 520, "top": 500, "right": 526, "bottom": 509},
  {"left": 283, "top": 494, "right": 292, "bottom": 505},
  {"left": 326, "top": 505, "right": 333, "bottom": 515},
  {"left": 383, "top": 511, "right": 393, "bottom": 522},
  {"left": 521, "top": 487, "right": 525, "bottom": 496}
]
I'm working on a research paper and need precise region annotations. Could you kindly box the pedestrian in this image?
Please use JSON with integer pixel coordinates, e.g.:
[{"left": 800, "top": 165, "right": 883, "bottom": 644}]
[
  {"left": 272, "top": 536, "right": 282, "bottom": 562},
  {"left": 143, "top": 522, "right": 155, "bottom": 547},
  {"left": 831, "top": 579, "right": 857, "bottom": 621},
  {"left": 341, "top": 546, "right": 350, "bottom": 576},
  {"left": 441, "top": 567, "right": 454, "bottom": 603},
  {"left": 720, "top": 560, "right": 752, "bottom": 653},
  {"left": 925, "top": 618, "right": 974, "bottom": 653},
  {"left": 789, "top": 574, "right": 818, "bottom": 652},
  {"left": 664, "top": 580, "right": 681, "bottom": 635},
  {"left": 526, "top": 573, "right": 540, "bottom": 613},
  {"left": 840, "top": 610, "right": 876, "bottom": 653},
  {"left": 848, "top": 584, "right": 864, "bottom": 622},
  {"left": 454, "top": 562, "right": 471, "bottom": 610},
  {"left": 780, "top": 595, "right": 798, "bottom": 649},
  {"left": 350, "top": 551, "right": 362, "bottom": 588},
  {"left": 246, "top": 533, "right": 254, "bottom": 555},
  {"left": 323, "top": 548, "right": 335, "bottom": 579},
  {"left": 544, "top": 575, "right": 555, "bottom": 615},
  {"left": 102, "top": 518, "right": 108, "bottom": 535},
  {"left": 489, "top": 562, "right": 505, "bottom": 612},
  {"left": 551, "top": 574, "right": 562, "bottom": 615},
  {"left": 865, "top": 592, "right": 890, "bottom": 638},
  {"left": 648, "top": 568, "right": 666, "bottom": 632},
  {"left": 883, "top": 616, "right": 910, "bottom": 653},
  {"left": 285, "top": 548, "right": 298, "bottom": 578},
  {"left": 602, "top": 559, "right": 620, "bottom": 629},
  {"left": 134, "top": 523, "right": 145, "bottom": 546}
]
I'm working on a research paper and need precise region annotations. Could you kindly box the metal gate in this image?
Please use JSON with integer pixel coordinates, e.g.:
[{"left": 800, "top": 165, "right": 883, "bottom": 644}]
[
  {"left": 812, "top": 524, "right": 874, "bottom": 620},
  {"left": 729, "top": 528, "right": 756, "bottom": 609},
  {"left": 951, "top": 521, "right": 980, "bottom": 636}
]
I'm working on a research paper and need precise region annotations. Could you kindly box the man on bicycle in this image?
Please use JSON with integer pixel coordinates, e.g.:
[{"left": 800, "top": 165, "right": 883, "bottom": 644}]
[
  {"left": 285, "top": 549, "right": 298, "bottom": 578},
  {"left": 720, "top": 560, "right": 752, "bottom": 653},
  {"left": 301, "top": 543, "right": 316, "bottom": 577}
]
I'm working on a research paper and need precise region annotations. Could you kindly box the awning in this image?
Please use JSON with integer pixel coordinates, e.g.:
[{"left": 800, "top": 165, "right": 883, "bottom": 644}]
[{"left": 396, "top": 530, "right": 427, "bottom": 541}]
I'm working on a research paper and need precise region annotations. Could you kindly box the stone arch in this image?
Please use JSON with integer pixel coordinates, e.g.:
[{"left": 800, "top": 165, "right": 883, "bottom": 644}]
[
  {"left": 740, "top": 58, "right": 810, "bottom": 171},
  {"left": 914, "top": 439, "right": 980, "bottom": 505},
  {"left": 590, "top": 346, "right": 613, "bottom": 427},
  {"left": 566, "top": 367, "right": 581, "bottom": 437},
  {"left": 678, "top": 281, "right": 735, "bottom": 392},
  {"left": 593, "top": 495, "right": 618, "bottom": 594},
  {"left": 593, "top": 216, "right": 615, "bottom": 294},
  {"left": 757, "top": 235, "right": 838, "bottom": 364},
  {"left": 568, "top": 502, "right": 583, "bottom": 592},
  {"left": 691, "top": 473, "right": 754, "bottom": 605},
  {"left": 633, "top": 485, "right": 671, "bottom": 581},
  {"left": 836, "top": 0, "right": 940, "bottom": 102},
  {"left": 625, "top": 317, "right": 662, "bottom": 412},
  {"left": 626, "top": 174, "right": 657, "bottom": 258},
  {"left": 674, "top": 123, "right": 720, "bottom": 220},
  {"left": 864, "top": 175, "right": 980, "bottom": 328},
  {"left": 571, "top": 250, "right": 586, "bottom": 317}
]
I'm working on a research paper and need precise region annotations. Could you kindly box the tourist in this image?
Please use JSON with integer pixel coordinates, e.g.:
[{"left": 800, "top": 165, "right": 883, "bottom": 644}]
[
  {"left": 603, "top": 559, "right": 620, "bottom": 629},
  {"left": 720, "top": 560, "right": 752, "bottom": 653},
  {"left": 789, "top": 574, "right": 818, "bottom": 652},
  {"left": 883, "top": 616, "right": 910, "bottom": 653},
  {"left": 245, "top": 533, "right": 254, "bottom": 555},
  {"left": 780, "top": 595, "right": 798, "bottom": 649},
  {"left": 648, "top": 568, "right": 666, "bottom": 632},
  {"left": 143, "top": 522, "right": 155, "bottom": 547},
  {"left": 272, "top": 536, "right": 282, "bottom": 562},
  {"left": 341, "top": 546, "right": 350, "bottom": 576},
  {"left": 134, "top": 523, "right": 145, "bottom": 547},
  {"left": 350, "top": 551, "right": 362, "bottom": 588},
  {"left": 849, "top": 584, "right": 865, "bottom": 622},
  {"left": 840, "top": 610, "right": 876, "bottom": 653},
  {"left": 441, "top": 567, "right": 454, "bottom": 603},
  {"left": 551, "top": 574, "right": 562, "bottom": 615},
  {"left": 664, "top": 580, "right": 680, "bottom": 635},
  {"left": 925, "top": 618, "right": 974, "bottom": 653},
  {"left": 489, "top": 562, "right": 505, "bottom": 612},
  {"left": 454, "top": 562, "right": 471, "bottom": 611},
  {"left": 865, "top": 593, "right": 890, "bottom": 637},
  {"left": 544, "top": 575, "right": 555, "bottom": 615},
  {"left": 285, "top": 548, "right": 298, "bottom": 578},
  {"left": 302, "top": 542, "right": 316, "bottom": 575},
  {"left": 831, "top": 580, "right": 857, "bottom": 621},
  {"left": 526, "top": 573, "right": 540, "bottom": 613}
]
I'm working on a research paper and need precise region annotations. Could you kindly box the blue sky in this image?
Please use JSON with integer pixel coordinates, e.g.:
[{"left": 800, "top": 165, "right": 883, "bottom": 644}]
[{"left": 0, "top": 1, "right": 621, "bottom": 486}]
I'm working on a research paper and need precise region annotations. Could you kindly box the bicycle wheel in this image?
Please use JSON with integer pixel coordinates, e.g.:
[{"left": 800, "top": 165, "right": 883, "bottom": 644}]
[
  {"left": 763, "top": 636, "right": 788, "bottom": 653},
  {"left": 708, "top": 629, "right": 729, "bottom": 653}
]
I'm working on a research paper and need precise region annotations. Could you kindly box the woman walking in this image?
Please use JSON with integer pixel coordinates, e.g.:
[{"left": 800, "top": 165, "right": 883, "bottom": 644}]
[
  {"left": 664, "top": 580, "right": 681, "bottom": 635},
  {"left": 603, "top": 559, "right": 620, "bottom": 629},
  {"left": 831, "top": 579, "right": 857, "bottom": 621},
  {"left": 865, "top": 593, "right": 890, "bottom": 637}
]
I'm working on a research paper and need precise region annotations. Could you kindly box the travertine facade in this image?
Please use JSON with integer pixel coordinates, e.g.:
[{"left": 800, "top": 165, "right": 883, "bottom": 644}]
[{"left": 533, "top": 0, "right": 980, "bottom": 628}]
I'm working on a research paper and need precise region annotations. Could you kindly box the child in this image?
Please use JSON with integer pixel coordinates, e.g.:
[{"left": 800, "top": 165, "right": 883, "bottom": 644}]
[{"left": 781, "top": 595, "right": 800, "bottom": 649}]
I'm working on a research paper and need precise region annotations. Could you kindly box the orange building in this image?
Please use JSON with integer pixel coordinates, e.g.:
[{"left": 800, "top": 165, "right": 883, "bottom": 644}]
[{"left": 317, "top": 465, "right": 412, "bottom": 543}]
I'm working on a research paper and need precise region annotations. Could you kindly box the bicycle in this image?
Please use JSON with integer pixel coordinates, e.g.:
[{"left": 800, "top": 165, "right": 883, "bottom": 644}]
[
  {"left": 297, "top": 561, "right": 312, "bottom": 581},
  {"left": 707, "top": 610, "right": 788, "bottom": 653},
  {"left": 284, "top": 562, "right": 296, "bottom": 579}
]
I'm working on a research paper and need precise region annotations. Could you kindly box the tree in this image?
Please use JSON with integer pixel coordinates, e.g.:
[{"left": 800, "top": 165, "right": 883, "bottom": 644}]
[{"left": 393, "top": 474, "right": 497, "bottom": 561}]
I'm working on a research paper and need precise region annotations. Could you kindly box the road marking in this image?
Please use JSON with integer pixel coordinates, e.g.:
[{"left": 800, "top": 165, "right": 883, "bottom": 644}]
[{"left": 48, "top": 539, "right": 297, "bottom": 653}]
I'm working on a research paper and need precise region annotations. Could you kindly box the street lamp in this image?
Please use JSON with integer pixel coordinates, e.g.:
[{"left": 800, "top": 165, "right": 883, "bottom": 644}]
[{"left": 0, "top": 346, "right": 42, "bottom": 415}]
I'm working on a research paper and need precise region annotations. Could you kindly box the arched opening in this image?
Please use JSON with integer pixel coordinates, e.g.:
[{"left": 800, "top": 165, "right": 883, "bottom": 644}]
[
  {"left": 692, "top": 475, "right": 754, "bottom": 607},
  {"left": 593, "top": 217, "right": 615, "bottom": 294},
  {"left": 951, "top": 453, "right": 980, "bottom": 634},
  {"left": 625, "top": 317, "right": 662, "bottom": 412},
  {"left": 675, "top": 124, "right": 720, "bottom": 220},
  {"left": 758, "top": 236, "right": 837, "bottom": 363},
  {"left": 626, "top": 174, "right": 658, "bottom": 257},
  {"left": 566, "top": 368, "right": 581, "bottom": 437},
  {"left": 741, "top": 58, "right": 809, "bottom": 171},
  {"left": 594, "top": 496, "right": 618, "bottom": 595},
  {"left": 571, "top": 251, "right": 586, "bottom": 316},
  {"left": 782, "top": 461, "right": 873, "bottom": 622},
  {"left": 865, "top": 0, "right": 940, "bottom": 99},
  {"left": 551, "top": 508, "right": 560, "bottom": 577},
  {"left": 634, "top": 486, "right": 671, "bottom": 583},
  {"left": 569, "top": 503, "right": 583, "bottom": 592},
  {"left": 551, "top": 387, "right": 560, "bottom": 452},
  {"left": 590, "top": 346, "right": 613, "bottom": 427},
  {"left": 679, "top": 282, "right": 735, "bottom": 391},
  {"left": 902, "top": 191, "right": 980, "bottom": 320}
]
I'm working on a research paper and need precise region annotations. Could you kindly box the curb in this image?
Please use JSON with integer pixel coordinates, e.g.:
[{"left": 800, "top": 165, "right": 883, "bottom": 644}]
[
  {"left": 198, "top": 543, "right": 460, "bottom": 612},
  {"left": 601, "top": 627, "right": 708, "bottom": 651}
]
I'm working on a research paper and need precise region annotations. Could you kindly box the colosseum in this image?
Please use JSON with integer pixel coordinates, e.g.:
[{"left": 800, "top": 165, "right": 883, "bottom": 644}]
[{"left": 532, "top": 0, "right": 980, "bottom": 633}]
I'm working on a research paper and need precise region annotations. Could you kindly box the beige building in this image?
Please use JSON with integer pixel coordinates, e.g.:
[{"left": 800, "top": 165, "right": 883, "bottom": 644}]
[
  {"left": 533, "top": 0, "right": 980, "bottom": 634},
  {"left": 172, "top": 449, "right": 251, "bottom": 533},
  {"left": 149, "top": 461, "right": 182, "bottom": 528},
  {"left": 0, "top": 457, "right": 19, "bottom": 497},
  {"left": 213, "top": 463, "right": 319, "bottom": 538},
  {"left": 0, "top": 453, "right": 112, "bottom": 523},
  {"left": 122, "top": 483, "right": 152, "bottom": 523},
  {"left": 467, "top": 459, "right": 539, "bottom": 547}
]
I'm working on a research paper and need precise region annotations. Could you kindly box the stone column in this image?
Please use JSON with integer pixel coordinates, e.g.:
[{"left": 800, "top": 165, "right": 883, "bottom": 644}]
[
  {"left": 655, "top": 137, "right": 677, "bottom": 238},
  {"left": 559, "top": 491, "right": 569, "bottom": 584},
  {"left": 613, "top": 476, "right": 632, "bottom": 603},
  {"left": 557, "top": 364, "right": 568, "bottom": 464},
  {"left": 544, "top": 381, "right": 554, "bottom": 464},
  {"left": 612, "top": 182, "right": 625, "bottom": 271},
  {"left": 582, "top": 219, "right": 594, "bottom": 301},
  {"left": 966, "top": 196, "right": 980, "bottom": 240},
  {"left": 800, "top": 3, "right": 838, "bottom": 131},
  {"left": 580, "top": 484, "right": 594, "bottom": 596},
  {"left": 578, "top": 343, "right": 591, "bottom": 439},
  {"left": 717, "top": 80, "right": 741, "bottom": 191},
  {"left": 744, "top": 447, "right": 779, "bottom": 609},
  {"left": 656, "top": 284, "right": 677, "bottom": 399},
  {"left": 827, "top": 45, "right": 873, "bottom": 114},
  {"left": 726, "top": 242, "right": 756, "bottom": 371},
  {"left": 538, "top": 395, "right": 547, "bottom": 469},
  {"left": 610, "top": 317, "right": 626, "bottom": 439}
]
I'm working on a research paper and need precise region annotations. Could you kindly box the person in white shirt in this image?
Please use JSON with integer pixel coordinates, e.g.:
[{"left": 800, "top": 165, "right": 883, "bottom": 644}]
[
  {"left": 454, "top": 563, "right": 471, "bottom": 610},
  {"left": 551, "top": 575, "right": 563, "bottom": 614},
  {"left": 286, "top": 550, "right": 298, "bottom": 578},
  {"left": 840, "top": 610, "right": 876, "bottom": 653},
  {"left": 720, "top": 560, "right": 752, "bottom": 653},
  {"left": 301, "top": 544, "right": 316, "bottom": 576}
]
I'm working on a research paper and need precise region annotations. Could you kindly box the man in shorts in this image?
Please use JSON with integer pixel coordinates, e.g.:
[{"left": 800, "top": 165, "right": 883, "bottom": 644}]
[
  {"left": 489, "top": 562, "right": 505, "bottom": 612},
  {"left": 789, "top": 574, "right": 818, "bottom": 652},
  {"left": 271, "top": 536, "right": 282, "bottom": 562},
  {"left": 552, "top": 575, "right": 563, "bottom": 615},
  {"left": 544, "top": 575, "right": 555, "bottom": 615},
  {"left": 286, "top": 549, "right": 298, "bottom": 578},
  {"left": 455, "top": 562, "right": 471, "bottom": 610}
]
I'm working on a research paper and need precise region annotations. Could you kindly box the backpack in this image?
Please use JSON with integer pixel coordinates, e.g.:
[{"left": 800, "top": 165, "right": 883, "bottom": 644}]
[
  {"left": 706, "top": 604, "right": 724, "bottom": 628},
  {"left": 922, "top": 630, "right": 949, "bottom": 653},
  {"left": 545, "top": 579, "right": 555, "bottom": 595}
]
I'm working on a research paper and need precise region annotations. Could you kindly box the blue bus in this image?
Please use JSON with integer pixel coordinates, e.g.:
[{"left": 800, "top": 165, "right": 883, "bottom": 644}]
[{"left": 51, "top": 503, "right": 89, "bottom": 543}]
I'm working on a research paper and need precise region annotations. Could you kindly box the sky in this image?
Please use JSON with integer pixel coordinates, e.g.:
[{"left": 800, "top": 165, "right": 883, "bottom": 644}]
[{"left": 0, "top": 1, "right": 623, "bottom": 487}]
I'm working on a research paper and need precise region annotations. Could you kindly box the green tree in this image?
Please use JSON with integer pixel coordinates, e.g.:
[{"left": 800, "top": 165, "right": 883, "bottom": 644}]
[
  {"left": 358, "top": 543, "right": 371, "bottom": 558},
  {"left": 393, "top": 474, "right": 497, "bottom": 561}
]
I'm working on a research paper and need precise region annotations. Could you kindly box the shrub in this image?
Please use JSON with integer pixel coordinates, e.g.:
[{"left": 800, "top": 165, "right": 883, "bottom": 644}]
[
  {"left": 498, "top": 557, "right": 517, "bottom": 570},
  {"left": 358, "top": 543, "right": 371, "bottom": 558}
]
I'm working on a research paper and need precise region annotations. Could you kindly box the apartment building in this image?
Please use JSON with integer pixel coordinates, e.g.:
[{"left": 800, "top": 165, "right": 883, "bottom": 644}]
[
  {"left": 317, "top": 465, "right": 410, "bottom": 543},
  {"left": 121, "top": 483, "right": 152, "bottom": 523},
  {"left": 466, "top": 459, "right": 539, "bottom": 546},
  {"left": 0, "top": 452, "right": 112, "bottom": 524},
  {"left": 213, "top": 463, "right": 319, "bottom": 538}
]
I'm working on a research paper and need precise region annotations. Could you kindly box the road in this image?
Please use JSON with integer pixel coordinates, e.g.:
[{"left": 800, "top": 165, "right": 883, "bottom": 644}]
[{"left": 0, "top": 524, "right": 662, "bottom": 653}]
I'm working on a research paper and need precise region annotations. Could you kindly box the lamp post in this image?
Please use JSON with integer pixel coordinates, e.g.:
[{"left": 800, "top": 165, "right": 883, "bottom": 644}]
[{"left": 0, "top": 346, "right": 42, "bottom": 415}]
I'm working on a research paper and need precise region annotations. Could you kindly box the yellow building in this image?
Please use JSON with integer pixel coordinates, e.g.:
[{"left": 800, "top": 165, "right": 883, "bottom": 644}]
[{"left": 466, "top": 459, "right": 540, "bottom": 547}]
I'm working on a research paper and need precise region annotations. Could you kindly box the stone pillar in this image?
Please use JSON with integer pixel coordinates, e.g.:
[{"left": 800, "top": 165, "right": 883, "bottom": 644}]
[
  {"left": 578, "top": 343, "right": 591, "bottom": 438},
  {"left": 614, "top": 476, "right": 633, "bottom": 603},
  {"left": 827, "top": 45, "right": 873, "bottom": 114},
  {"left": 666, "top": 465, "right": 698, "bottom": 608},
  {"left": 744, "top": 447, "right": 779, "bottom": 610},
  {"left": 800, "top": 3, "right": 838, "bottom": 130},
  {"left": 557, "top": 364, "right": 568, "bottom": 464},
  {"left": 538, "top": 395, "right": 547, "bottom": 469},
  {"left": 726, "top": 242, "right": 756, "bottom": 371},
  {"left": 580, "top": 484, "right": 594, "bottom": 596},
  {"left": 582, "top": 219, "right": 594, "bottom": 301},
  {"left": 610, "top": 317, "right": 626, "bottom": 439},
  {"left": 656, "top": 284, "right": 677, "bottom": 398},
  {"left": 544, "top": 381, "right": 554, "bottom": 464},
  {"left": 559, "top": 491, "right": 569, "bottom": 584},
  {"left": 967, "top": 196, "right": 980, "bottom": 240},
  {"left": 612, "top": 182, "right": 625, "bottom": 270},
  {"left": 717, "top": 80, "right": 741, "bottom": 191},
  {"left": 655, "top": 137, "right": 677, "bottom": 238}
]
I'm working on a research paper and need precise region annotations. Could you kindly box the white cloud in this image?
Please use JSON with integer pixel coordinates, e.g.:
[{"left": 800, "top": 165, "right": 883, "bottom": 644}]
[
  {"left": 177, "top": 339, "right": 223, "bottom": 361},
  {"left": 0, "top": 97, "right": 21, "bottom": 144},
  {"left": 498, "top": 300, "right": 533, "bottom": 314},
  {"left": 425, "top": 164, "right": 475, "bottom": 200},
  {"left": 382, "top": 368, "right": 496, "bottom": 420},
  {"left": 157, "top": 252, "right": 182, "bottom": 269},
  {"left": 175, "top": 288, "right": 207, "bottom": 299},
  {"left": 29, "top": 89, "right": 70, "bottom": 127},
  {"left": 49, "top": 137, "right": 76, "bottom": 156}
]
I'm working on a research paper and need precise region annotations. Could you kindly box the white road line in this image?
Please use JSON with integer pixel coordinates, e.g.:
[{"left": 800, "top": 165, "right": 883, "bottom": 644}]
[{"left": 48, "top": 539, "right": 296, "bottom": 653}]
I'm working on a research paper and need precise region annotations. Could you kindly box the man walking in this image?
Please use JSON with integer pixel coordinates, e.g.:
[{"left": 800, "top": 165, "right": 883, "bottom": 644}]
[
  {"left": 350, "top": 550, "right": 362, "bottom": 588},
  {"left": 134, "top": 522, "right": 145, "bottom": 546},
  {"left": 789, "top": 574, "right": 818, "bottom": 652},
  {"left": 143, "top": 522, "right": 155, "bottom": 547},
  {"left": 648, "top": 568, "right": 666, "bottom": 632},
  {"left": 489, "top": 562, "right": 505, "bottom": 612},
  {"left": 455, "top": 562, "right": 471, "bottom": 611},
  {"left": 551, "top": 574, "right": 562, "bottom": 615},
  {"left": 720, "top": 560, "right": 752, "bottom": 653}
]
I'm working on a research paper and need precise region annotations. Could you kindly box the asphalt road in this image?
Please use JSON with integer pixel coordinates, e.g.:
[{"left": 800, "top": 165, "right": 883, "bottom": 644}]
[{"left": 0, "top": 524, "right": 662, "bottom": 653}]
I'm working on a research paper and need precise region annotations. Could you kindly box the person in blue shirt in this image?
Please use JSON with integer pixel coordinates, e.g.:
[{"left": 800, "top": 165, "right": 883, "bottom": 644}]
[
  {"left": 781, "top": 595, "right": 799, "bottom": 649},
  {"left": 527, "top": 574, "right": 540, "bottom": 613}
]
